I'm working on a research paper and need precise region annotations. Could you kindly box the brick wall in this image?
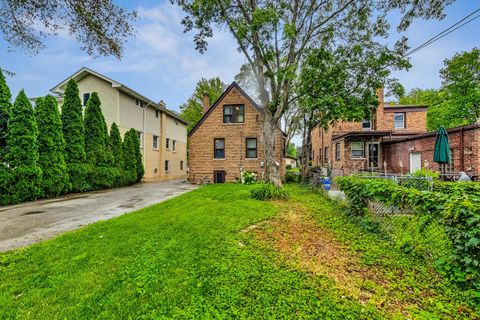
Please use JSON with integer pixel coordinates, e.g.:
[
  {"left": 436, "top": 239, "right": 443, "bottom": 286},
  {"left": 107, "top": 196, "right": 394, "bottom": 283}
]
[
  {"left": 383, "top": 126, "right": 480, "bottom": 177},
  {"left": 188, "top": 86, "right": 285, "bottom": 183}
]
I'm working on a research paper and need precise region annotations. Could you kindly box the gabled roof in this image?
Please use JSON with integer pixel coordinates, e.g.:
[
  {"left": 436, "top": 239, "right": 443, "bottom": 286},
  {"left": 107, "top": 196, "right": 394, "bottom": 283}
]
[
  {"left": 188, "top": 81, "right": 264, "bottom": 137},
  {"left": 50, "top": 67, "right": 188, "bottom": 125}
]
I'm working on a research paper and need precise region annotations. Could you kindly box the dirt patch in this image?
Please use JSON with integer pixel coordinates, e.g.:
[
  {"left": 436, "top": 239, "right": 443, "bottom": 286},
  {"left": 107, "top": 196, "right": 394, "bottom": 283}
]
[{"left": 253, "top": 200, "right": 410, "bottom": 316}]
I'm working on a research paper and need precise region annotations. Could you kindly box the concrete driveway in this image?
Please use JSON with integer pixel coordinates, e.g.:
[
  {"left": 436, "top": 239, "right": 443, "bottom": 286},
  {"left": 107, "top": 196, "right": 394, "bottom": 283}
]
[{"left": 0, "top": 180, "right": 198, "bottom": 252}]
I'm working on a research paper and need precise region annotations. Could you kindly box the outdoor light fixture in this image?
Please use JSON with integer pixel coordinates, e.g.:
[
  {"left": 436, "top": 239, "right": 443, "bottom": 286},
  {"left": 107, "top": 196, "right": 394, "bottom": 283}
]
[{"left": 260, "top": 161, "right": 264, "bottom": 168}]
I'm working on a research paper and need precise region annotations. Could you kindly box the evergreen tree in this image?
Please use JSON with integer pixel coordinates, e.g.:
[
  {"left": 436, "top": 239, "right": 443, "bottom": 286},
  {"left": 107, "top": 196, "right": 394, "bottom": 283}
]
[
  {"left": 35, "top": 95, "right": 68, "bottom": 198},
  {"left": 110, "top": 123, "right": 123, "bottom": 186},
  {"left": 0, "top": 69, "right": 12, "bottom": 205},
  {"left": 6, "top": 90, "right": 42, "bottom": 203},
  {"left": 128, "top": 128, "right": 144, "bottom": 182},
  {"left": 0, "top": 69, "right": 11, "bottom": 161},
  {"left": 61, "top": 79, "right": 89, "bottom": 192},
  {"left": 84, "top": 92, "right": 115, "bottom": 189},
  {"left": 122, "top": 129, "right": 137, "bottom": 185}
]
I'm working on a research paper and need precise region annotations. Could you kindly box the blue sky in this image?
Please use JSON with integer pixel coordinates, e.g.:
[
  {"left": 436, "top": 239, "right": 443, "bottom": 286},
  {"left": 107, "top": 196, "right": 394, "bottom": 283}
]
[{"left": 0, "top": 0, "right": 479, "bottom": 113}]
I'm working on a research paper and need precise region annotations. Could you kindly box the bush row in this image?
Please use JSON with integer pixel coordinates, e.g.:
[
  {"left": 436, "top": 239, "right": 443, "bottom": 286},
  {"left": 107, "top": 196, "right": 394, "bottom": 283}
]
[
  {"left": 336, "top": 176, "right": 480, "bottom": 293},
  {"left": 0, "top": 72, "right": 144, "bottom": 206}
]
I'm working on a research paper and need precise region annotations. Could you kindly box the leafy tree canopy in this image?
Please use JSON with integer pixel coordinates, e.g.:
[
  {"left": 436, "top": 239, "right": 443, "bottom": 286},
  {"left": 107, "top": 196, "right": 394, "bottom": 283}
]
[
  {"left": 180, "top": 77, "right": 227, "bottom": 133},
  {"left": 0, "top": 0, "right": 136, "bottom": 58},
  {"left": 174, "top": 0, "right": 452, "bottom": 186},
  {"left": 287, "top": 143, "right": 297, "bottom": 158},
  {"left": 398, "top": 48, "right": 480, "bottom": 130}
]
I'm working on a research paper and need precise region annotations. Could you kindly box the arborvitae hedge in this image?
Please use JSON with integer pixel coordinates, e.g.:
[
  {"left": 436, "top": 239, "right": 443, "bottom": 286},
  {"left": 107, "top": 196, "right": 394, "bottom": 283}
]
[
  {"left": 110, "top": 123, "right": 123, "bottom": 187},
  {"left": 84, "top": 92, "right": 115, "bottom": 189},
  {"left": 122, "top": 129, "right": 138, "bottom": 185},
  {"left": 130, "top": 128, "right": 144, "bottom": 182},
  {"left": 61, "top": 79, "right": 89, "bottom": 192},
  {"left": 6, "top": 91, "right": 42, "bottom": 204},
  {"left": 0, "top": 70, "right": 12, "bottom": 205},
  {"left": 36, "top": 96, "right": 68, "bottom": 198}
]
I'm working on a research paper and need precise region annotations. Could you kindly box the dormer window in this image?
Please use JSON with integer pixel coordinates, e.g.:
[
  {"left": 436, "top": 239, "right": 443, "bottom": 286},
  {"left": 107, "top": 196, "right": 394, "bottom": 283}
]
[
  {"left": 394, "top": 113, "right": 405, "bottom": 129},
  {"left": 223, "top": 105, "right": 244, "bottom": 123},
  {"left": 362, "top": 119, "right": 372, "bottom": 130}
]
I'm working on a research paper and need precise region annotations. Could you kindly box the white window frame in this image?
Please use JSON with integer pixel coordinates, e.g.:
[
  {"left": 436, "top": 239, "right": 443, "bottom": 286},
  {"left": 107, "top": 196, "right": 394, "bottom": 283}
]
[
  {"left": 153, "top": 135, "right": 158, "bottom": 150},
  {"left": 335, "top": 143, "right": 341, "bottom": 161},
  {"left": 172, "top": 140, "right": 176, "bottom": 152},
  {"left": 362, "top": 119, "right": 372, "bottom": 130},
  {"left": 166, "top": 138, "right": 170, "bottom": 150},
  {"left": 135, "top": 99, "right": 145, "bottom": 108},
  {"left": 350, "top": 141, "right": 365, "bottom": 159},
  {"left": 394, "top": 112, "right": 405, "bottom": 129}
]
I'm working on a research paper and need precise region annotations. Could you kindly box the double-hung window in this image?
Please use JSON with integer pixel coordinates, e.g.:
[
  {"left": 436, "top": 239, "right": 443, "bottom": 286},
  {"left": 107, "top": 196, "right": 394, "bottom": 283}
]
[
  {"left": 351, "top": 141, "right": 365, "bottom": 158},
  {"left": 172, "top": 140, "right": 176, "bottom": 152},
  {"left": 335, "top": 143, "right": 341, "bottom": 161},
  {"left": 324, "top": 147, "right": 328, "bottom": 162},
  {"left": 153, "top": 135, "right": 158, "bottom": 149},
  {"left": 246, "top": 138, "right": 257, "bottom": 158},
  {"left": 166, "top": 138, "right": 170, "bottom": 149},
  {"left": 223, "top": 105, "right": 244, "bottom": 123},
  {"left": 394, "top": 113, "right": 405, "bottom": 129},
  {"left": 214, "top": 138, "right": 225, "bottom": 159},
  {"left": 165, "top": 160, "right": 169, "bottom": 172}
]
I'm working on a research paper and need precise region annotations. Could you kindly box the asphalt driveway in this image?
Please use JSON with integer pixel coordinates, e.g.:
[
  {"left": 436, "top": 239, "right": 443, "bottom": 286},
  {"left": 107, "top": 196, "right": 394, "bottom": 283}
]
[{"left": 0, "top": 180, "right": 198, "bottom": 252}]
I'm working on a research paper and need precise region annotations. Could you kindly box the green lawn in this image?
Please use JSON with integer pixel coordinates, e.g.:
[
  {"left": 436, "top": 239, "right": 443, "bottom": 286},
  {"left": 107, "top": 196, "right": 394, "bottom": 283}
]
[{"left": 0, "top": 184, "right": 478, "bottom": 319}]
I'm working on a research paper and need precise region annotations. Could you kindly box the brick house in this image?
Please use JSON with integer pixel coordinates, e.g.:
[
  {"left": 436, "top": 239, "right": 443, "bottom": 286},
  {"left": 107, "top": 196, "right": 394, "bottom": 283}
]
[
  {"left": 188, "top": 82, "right": 286, "bottom": 183},
  {"left": 311, "top": 89, "right": 429, "bottom": 175},
  {"left": 383, "top": 124, "right": 480, "bottom": 179}
]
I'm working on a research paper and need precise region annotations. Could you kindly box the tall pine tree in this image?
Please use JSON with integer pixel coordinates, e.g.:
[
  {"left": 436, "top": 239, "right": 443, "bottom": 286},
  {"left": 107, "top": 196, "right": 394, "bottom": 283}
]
[
  {"left": 61, "top": 79, "right": 89, "bottom": 192},
  {"left": 84, "top": 92, "right": 115, "bottom": 189},
  {"left": 110, "top": 122, "right": 123, "bottom": 187},
  {"left": 6, "top": 90, "right": 42, "bottom": 203},
  {"left": 36, "top": 95, "right": 68, "bottom": 197},
  {"left": 0, "top": 69, "right": 12, "bottom": 205},
  {"left": 122, "top": 129, "right": 137, "bottom": 185}
]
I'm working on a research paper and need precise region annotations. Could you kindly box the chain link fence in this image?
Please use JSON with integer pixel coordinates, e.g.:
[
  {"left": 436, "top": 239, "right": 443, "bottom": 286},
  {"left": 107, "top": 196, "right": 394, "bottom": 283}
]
[{"left": 312, "top": 173, "right": 450, "bottom": 261}]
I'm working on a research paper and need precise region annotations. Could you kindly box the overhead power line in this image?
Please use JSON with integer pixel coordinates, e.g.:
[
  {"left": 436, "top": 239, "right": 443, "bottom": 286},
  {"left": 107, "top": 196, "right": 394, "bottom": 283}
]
[{"left": 404, "top": 7, "right": 480, "bottom": 58}]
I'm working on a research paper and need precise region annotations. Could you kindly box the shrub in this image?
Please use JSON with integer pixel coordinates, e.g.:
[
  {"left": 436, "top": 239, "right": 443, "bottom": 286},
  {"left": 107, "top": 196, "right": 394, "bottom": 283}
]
[
  {"left": 110, "top": 123, "right": 124, "bottom": 187},
  {"left": 122, "top": 129, "right": 138, "bottom": 185},
  {"left": 336, "top": 176, "right": 480, "bottom": 292},
  {"left": 61, "top": 79, "right": 89, "bottom": 192},
  {"left": 84, "top": 92, "right": 113, "bottom": 189},
  {"left": 241, "top": 170, "right": 257, "bottom": 184},
  {"left": 129, "top": 128, "right": 144, "bottom": 182},
  {"left": 0, "top": 69, "right": 11, "bottom": 162},
  {"left": 35, "top": 96, "right": 68, "bottom": 198},
  {"left": 250, "top": 183, "right": 289, "bottom": 201},
  {"left": 434, "top": 181, "right": 480, "bottom": 196},
  {"left": 284, "top": 167, "right": 300, "bottom": 183},
  {"left": 6, "top": 90, "right": 42, "bottom": 203}
]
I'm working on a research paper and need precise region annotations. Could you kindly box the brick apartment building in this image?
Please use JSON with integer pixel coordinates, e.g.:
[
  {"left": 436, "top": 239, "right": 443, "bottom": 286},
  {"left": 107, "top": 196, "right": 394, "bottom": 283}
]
[
  {"left": 311, "top": 88, "right": 480, "bottom": 179},
  {"left": 188, "top": 82, "right": 286, "bottom": 183},
  {"left": 311, "top": 88, "right": 429, "bottom": 175}
]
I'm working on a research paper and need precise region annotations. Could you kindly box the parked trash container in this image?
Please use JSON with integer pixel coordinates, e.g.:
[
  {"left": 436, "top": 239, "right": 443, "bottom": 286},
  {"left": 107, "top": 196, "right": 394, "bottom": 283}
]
[{"left": 323, "top": 177, "right": 331, "bottom": 191}]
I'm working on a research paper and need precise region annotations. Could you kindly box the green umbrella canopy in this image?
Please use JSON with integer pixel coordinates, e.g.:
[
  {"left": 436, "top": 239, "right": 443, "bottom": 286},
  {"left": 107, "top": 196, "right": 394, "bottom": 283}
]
[{"left": 433, "top": 126, "right": 451, "bottom": 164}]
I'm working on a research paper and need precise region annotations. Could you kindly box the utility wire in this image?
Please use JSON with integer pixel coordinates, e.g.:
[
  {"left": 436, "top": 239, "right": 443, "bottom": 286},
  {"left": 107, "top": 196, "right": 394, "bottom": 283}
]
[{"left": 403, "top": 8, "right": 480, "bottom": 58}]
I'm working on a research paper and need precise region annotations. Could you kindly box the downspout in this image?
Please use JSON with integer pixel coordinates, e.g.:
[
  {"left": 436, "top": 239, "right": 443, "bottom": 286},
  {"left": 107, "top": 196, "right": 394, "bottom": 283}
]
[{"left": 459, "top": 128, "right": 464, "bottom": 171}]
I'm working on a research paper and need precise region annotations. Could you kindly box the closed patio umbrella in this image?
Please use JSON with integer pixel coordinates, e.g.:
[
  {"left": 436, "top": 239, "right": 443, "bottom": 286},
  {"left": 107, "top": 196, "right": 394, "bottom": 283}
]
[{"left": 433, "top": 126, "right": 451, "bottom": 175}]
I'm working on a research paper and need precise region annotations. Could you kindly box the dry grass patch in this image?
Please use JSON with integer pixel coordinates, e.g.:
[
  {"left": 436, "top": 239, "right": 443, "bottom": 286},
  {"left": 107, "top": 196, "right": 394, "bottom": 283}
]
[{"left": 252, "top": 200, "right": 417, "bottom": 316}]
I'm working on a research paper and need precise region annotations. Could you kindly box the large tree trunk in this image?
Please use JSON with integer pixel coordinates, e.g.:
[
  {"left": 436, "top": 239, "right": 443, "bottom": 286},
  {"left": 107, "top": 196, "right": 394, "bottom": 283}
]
[
  {"left": 263, "top": 112, "right": 282, "bottom": 187},
  {"left": 300, "top": 116, "right": 313, "bottom": 184}
]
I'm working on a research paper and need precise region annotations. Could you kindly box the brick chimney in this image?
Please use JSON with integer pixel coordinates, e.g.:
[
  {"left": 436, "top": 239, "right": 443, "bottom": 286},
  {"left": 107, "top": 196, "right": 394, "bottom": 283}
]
[
  {"left": 375, "top": 87, "right": 385, "bottom": 130},
  {"left": 202, "top": 92, "right": 210, "bottom": 114}
]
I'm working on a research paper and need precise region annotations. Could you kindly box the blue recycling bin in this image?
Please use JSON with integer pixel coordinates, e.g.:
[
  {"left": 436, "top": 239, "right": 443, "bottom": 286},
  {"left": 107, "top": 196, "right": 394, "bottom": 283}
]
[{"left": 323, "top": 177, "right": 331, "bottom": 191}]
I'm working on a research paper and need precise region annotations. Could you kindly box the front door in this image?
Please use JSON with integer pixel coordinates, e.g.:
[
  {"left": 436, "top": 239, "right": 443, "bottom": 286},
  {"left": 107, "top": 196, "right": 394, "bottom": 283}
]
[
  {"left": 214, "top": 171, "right": 226, "bottom": 183},
  {"left": 367, "top": 143, "right": 380, "bottom": 169},
  {"left": 409, "top": 152, "right": 422, "bottom": 173}
]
